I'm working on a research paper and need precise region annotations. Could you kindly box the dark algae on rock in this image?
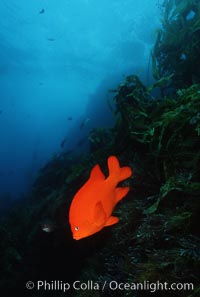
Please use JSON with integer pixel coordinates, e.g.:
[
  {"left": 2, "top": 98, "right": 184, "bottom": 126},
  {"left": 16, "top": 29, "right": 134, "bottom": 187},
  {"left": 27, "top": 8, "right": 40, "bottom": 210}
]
[{"left": 0, "top": 1, "right": 200, "bottom": 296}]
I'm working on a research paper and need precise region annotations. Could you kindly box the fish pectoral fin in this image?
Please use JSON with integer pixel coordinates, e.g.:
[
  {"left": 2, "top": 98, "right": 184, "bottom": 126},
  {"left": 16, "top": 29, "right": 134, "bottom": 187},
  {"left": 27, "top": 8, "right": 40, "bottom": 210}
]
[
  {"left": 105, "top": 216, "right": 119, "bottom": 226},
  {"left": 94, "top": 201, "right": 107, "bottom": 226},
  {"left": 115, "top": 186, "right": 130, "bottom": 203}
]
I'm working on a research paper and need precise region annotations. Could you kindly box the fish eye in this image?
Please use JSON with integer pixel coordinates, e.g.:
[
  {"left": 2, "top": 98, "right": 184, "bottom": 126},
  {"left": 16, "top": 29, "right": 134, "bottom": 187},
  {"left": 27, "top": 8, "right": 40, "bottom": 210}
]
[{"left": 74, "top": 226, "right": 79, "bottom": 231}]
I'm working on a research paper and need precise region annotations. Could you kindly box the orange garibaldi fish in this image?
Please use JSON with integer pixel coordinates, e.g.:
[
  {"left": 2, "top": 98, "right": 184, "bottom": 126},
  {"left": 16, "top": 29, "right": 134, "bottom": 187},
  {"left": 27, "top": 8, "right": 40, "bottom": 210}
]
[{"left": 69, "top": 155, "right": 132, "bottom": 240}]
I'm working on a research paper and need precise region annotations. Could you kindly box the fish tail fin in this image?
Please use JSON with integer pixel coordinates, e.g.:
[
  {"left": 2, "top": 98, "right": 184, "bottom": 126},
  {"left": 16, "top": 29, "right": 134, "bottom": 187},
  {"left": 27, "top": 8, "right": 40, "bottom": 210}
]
[
  {"left": 108, "top": 156, "right": 132, "bottom": 182},
  {"left": 115, "top": 186, "right": 130, "bottom": 203}
]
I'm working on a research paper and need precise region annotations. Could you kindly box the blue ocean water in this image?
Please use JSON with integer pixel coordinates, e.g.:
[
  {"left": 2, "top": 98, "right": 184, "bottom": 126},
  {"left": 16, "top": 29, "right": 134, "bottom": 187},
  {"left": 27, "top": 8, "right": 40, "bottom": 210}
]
[{"left": 0, "top": 0, "right": 160, "bottom": 209}]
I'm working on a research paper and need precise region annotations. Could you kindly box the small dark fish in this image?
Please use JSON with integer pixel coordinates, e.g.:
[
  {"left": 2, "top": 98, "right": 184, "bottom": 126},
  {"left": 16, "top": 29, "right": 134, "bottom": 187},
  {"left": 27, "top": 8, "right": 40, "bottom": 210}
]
[
  {"left": 47, "top": 38, "right": 55, "bottom": 41},
  {"left": 68, "top": 117, "right": 72, "bottom": 121},
  {"left": 40, "top": 219, "right": 55, "bottom": 233},
  {"left": 39, "top": 9, "right": 45, "bottom": 14},
  {"left": 60, "top": 138, "right": 67, "bottom": 148}
]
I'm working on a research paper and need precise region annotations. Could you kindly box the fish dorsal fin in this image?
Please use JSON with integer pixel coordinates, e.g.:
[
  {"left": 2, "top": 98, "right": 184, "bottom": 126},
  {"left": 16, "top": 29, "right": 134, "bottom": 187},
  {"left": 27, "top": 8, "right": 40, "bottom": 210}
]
[
  {"left": 89, "top": 164, "right": 105, "bottom": 181},
  {"left": 93, "top": 201, "right": 106, "bottom": 226}
]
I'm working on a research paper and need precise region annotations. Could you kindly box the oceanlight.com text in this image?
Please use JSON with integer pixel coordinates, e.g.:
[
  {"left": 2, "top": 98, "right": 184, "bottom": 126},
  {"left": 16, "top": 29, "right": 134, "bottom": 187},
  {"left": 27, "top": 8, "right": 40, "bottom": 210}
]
[{"left": 26, "top": 280, "right": 194, "bottom": 293}]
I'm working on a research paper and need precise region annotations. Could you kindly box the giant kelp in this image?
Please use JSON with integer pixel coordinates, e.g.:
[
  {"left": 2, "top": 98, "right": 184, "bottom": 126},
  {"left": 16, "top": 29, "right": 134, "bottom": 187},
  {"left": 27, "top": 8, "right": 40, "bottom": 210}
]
[{"left": 152, "top": 0, "right": 200, "bottom": 89}]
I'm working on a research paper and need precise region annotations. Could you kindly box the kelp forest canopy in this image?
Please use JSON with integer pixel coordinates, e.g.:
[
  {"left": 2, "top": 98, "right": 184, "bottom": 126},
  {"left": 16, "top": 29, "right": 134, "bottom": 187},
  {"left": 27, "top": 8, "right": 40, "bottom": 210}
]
[{"left": 152, "top": 0, "right": 200, "bottom": 88}]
